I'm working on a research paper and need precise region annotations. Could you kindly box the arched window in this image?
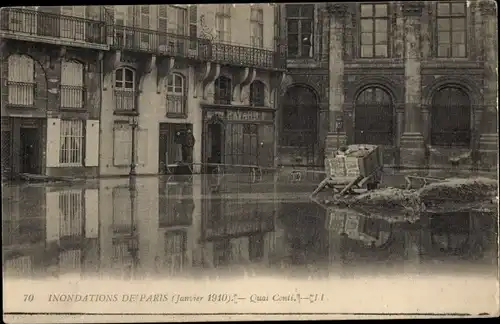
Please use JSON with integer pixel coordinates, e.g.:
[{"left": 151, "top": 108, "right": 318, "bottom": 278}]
[
  {"left": 430, "top": 86, "right": 471, "bottom": 147},
  {"left": 354, "top": 86, "right": 394, "bottom": 145},
  {"left": 114, "top": 67, "right": 135, "bottom": 112},
  {"left": 61, "top": 60, "right": 84, "bottom": 109},
  {"left": 166, "top": 73, "right": 187, "bottom": 117},
  {"left": 7, "top": 54, "right": 35, "bottom": 107},
  {"left": 249, "top": 80, "right": 265, "bottom": 106},
  {"left": 214, "top": 76, "right": 232, "bottom": 104},
  {"left": 281, "top": 85, "right": 318, "bottom": 148}
]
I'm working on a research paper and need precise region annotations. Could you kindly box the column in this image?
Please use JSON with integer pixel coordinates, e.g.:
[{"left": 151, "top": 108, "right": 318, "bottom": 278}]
[
  {"left": 400, "top": 2, "right": 425, "bottom": 167},
  {"left": 479, "top": 1, "right": 498, "bottom": 170},
  {"left": 325, "top": 4, "right": 347, "bottom": 155}
]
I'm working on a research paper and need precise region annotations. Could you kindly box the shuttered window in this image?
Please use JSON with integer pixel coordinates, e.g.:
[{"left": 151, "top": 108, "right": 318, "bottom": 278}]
[
  {"left": 59, "top": 120, "right": 84, "bottom": 166},
  {"left": 113, "top": 123, "right": 132, "bottom": 166},
  {"left": 140, "top": 5, "right": 151, "bottom": 48},
  {"left": 61, "top": 60, "right": 84, "bottom": 109},
  {"left": 60, "top": 6, "right": 86, "bottom": 41},
  {"left": 7, "top": 54, "right": 35, "bottom": 107},
  {"left": 158, "top": 5, "right": 168, "bottom": 48},
  {"left": 114, "top": 6, "right": 134, "bottom": 48},
  {"left": 250, "top": 7, "right": 264, "bottom": 48},
  {"left": 166, "top": 73, "right": 186, "bottom": 117},
  {"left": 189, "top": 5, "right": 198, "bottom": 49},
  {"left": 216, "top": 4, "right": 231, "bottom": 42}
]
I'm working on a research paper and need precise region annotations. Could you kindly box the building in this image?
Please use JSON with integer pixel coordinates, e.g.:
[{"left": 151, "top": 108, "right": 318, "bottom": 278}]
[
  {"left": 99, "top": 4, "right": 286, "bottom": 177},
  {"left": 279, "top": 1, "right": 498, "bottom": 170},
  {"left": 1, "top": 6, "right": 106, "bottom": 180}
]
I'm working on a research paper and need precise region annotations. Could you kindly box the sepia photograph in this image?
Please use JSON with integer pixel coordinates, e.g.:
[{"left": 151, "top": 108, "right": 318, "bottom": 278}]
[{"left": 1, "top": 2, "right": 498, "bottom": 322}]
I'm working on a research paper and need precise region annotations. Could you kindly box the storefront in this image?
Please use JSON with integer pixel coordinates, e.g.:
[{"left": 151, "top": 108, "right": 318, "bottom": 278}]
[{"left": 201, "top": 105, "right": 275, "bottom": 173}]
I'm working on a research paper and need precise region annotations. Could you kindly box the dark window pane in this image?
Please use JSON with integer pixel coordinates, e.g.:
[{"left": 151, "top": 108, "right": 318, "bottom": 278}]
[
  {"left": 287, "top": 19, "right": 298, "bottom": 33},
  {"left": 125, "top": 69, "right": 134, "bottom": 82},
  {"left": 287, "top": 34, "right": 299, "bottom": 48},
  {"left": 115, "top": 69, "right": 123, "bottom": 81},
  {"left": 286, "top": 5, "right": 300, "bottom": 17},
  {"left": 301, "top": 20, "right": 313, "bottom": 34},
  {"left": 301, "top": 5, "right": 314, "bottom": 18},
  {"left": 301, "top": 44, "right": 312, "bottom": 57}
]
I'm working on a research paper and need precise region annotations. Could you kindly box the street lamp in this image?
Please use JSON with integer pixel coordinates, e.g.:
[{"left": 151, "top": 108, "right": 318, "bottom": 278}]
[{"left": 129, "top": 116, "right": 138, "bottom": 177}]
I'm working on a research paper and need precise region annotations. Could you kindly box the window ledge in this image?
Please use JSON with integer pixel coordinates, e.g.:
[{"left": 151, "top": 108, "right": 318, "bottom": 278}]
[
  {"left": 6, "top": 104, "right": 36, "bottom": 109},
  {"left": 60, "top": 107, "right": 86, "bottom": 112},
  {"left": 58, "top": 163, "right": 84, "bottom": 168},
  {"left": 166, "top": 113, "right": 188, "bottom": 119},
  {"left": 114, "top": 111, "right": 139, "bottom": 116}
]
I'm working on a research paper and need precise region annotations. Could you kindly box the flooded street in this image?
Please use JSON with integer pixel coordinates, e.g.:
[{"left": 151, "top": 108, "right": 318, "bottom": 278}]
[{"left": 2, "top": 171, "right": 497, "bottom": 282}]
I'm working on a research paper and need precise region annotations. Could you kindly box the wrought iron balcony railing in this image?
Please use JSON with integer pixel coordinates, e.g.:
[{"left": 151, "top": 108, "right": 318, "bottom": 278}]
[
  {"left": 110, "top": 25, "right": 287, "bottom": 70},
  {"left": 111, "top": 25, "right": 212, "bottom": 60},
  {"left": 60, "top": 85, "right": 85, "bottom": 109},
  {"left": 166, "top": 95, "right": 187, "bottom": 118},
  {"left": 0, "top": 7, "right": 107, "bottom": 45},
  {"left": 6, "top": 81, "right": 36, "bottom": 107},
  {"left": 114, "top": 90, "right": 136, "bottom": 113}
]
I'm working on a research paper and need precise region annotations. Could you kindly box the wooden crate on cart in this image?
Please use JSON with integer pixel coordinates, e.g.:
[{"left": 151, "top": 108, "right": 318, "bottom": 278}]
[{"left": 312, "top": 145, "right": 384, "bottom": 197}]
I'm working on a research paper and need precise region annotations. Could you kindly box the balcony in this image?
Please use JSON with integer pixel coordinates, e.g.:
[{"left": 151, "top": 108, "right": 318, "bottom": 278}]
[
  {"left": 6, "top": 81, "right": 36, "bottom": 108},
  {"left": 114, "top": 90, "right": 136, "bottom": 114},
  {"left": 0, "top": 8, "right": 108, "bottom": 50},
  {"left": 110, "top": 25, "right": 287, "bottom": 71}
]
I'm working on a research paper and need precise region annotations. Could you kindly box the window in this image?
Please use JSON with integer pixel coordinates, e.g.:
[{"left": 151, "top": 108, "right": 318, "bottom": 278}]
[
  {"left": 216, "top": 4, "right": 231, "bottom": 42},
  {"left": 7, "top": 54, "right": 35, "bottom": 107},
  {"left": 359, "top": 3, "right": 389, "bottom": 58},
  {"left": 436, "top": 2, "right": 467, "bottom": 58},
  {"left": 188, "top": 5, "right": 198, "bottom": 50},
  {"left": 166, "top": 73, "right": 187, "bottom": 117},
  {"left": 114, "top": 6, "right": 134, "bottom": 48},
  {"left": 214, "top": 76, "right": 232, "bottom": 104},
  {"left": 61, "top": 60, "right": 84, "bottom": 109},
  {"left": 140, "top": 5, "right": 151, "bottom": 48},
  {"left": 59, "top": 120, "right": 84, "bottom": 166},
  {"left": 113, "top": 123, "right": 132, "bottom": 166},
  {"left": 162, "top": 5, "right": 187, "bottom": 54},
  {"left": 250, "top": 7, "right": 264, "bottom": 48},
  {"left": 114, "top": 68, "right": 136, "bottom": 112},
  {"left": 430, "top": 86, "right": 471, "bottom": 147},
  {"left": 250, "top": 81, "right": 265, "bottom": 106},
  {"left": 60, "top": 6, "right": 86, "bottom": 41},
  {"left": 285, "top": 4, "right": 314, "bottom": 58},
  {"left": 281, "top": 86, "right": 318, "bottom": 148},
  {"left": 58, "top": 190, "right": 84, "bottom": 237}
]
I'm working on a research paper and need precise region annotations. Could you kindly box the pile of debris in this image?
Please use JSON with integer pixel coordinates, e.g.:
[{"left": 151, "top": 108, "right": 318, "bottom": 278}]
[
  {"left": 335, "top": 145, "right": 377, "bottom": 158},
  {"left": 418, "top": 177, "right": 498, "bottom": 203}
]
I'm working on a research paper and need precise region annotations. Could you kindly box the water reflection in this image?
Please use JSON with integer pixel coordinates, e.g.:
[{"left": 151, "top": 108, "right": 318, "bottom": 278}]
[{"left": 1, "top": 175, "right": 497, "bottom": 280}]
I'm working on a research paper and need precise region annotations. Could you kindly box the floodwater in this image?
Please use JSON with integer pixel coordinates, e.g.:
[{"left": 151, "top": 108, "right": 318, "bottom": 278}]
[{"left": 2, "top": 171, "right": 498, "bottom": 281}]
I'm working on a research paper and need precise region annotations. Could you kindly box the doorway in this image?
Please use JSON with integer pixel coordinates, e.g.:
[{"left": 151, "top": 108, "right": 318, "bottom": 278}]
[
  {"left": 158, "top": 123, "right": 193, "bottom": 174},
  {"left": 207, "top": 122, "right": 223, "bottom": 173},
  {"left": 20, "top": 127, "right": 40, "bottom": 174}
]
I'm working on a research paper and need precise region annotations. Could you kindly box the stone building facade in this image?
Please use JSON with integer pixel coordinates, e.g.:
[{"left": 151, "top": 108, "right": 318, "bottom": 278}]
[
  {"left": 99, "top": 4, "right": 286, "bottom": 176},
  {"left": 279, "top": 1, "right": 497, "bottom": 170},
  {"left": 1, "top": 6, "right": 106, "bottom": 180}
]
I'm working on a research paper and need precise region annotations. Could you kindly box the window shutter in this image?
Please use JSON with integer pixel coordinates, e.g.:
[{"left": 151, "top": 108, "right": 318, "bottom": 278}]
[
  {"left": 46, "top": 118, "right": 61, "bottom": 167},
  {"left": 45, "top": 191, "right": 61, "bottom": 243},
  {"left": 85, "top": 120, "right": 99, "bottom": 167},
  {"left": 84, "top": 189, "right": 99, "bottom": 238}
]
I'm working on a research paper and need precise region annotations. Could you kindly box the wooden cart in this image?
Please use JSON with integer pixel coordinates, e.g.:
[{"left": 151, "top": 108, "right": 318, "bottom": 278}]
[{"left": 311, "top": 145, "right": 384, "bottom": 197}]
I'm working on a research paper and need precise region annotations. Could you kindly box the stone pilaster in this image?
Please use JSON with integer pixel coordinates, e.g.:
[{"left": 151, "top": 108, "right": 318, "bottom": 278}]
[
  {"left": 325, "top": 4, "right": 348, "bottom": 155},
  {"left": 400, "top": 2, "right": 425, "bottom": 167},
  {"left": 478, "top": 0, "right": 498, "bottom": 170}
]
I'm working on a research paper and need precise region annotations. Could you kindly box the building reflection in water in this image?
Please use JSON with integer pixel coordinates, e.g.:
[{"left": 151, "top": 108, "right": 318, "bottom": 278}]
[{"left": 1, "top": 175, "right": 498, "bottom": 280}]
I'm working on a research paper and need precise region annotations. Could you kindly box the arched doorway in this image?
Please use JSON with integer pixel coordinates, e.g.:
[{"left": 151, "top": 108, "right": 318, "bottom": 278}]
[
  {"left": 430, "top": 86, "right": 471, "bottom": 147},
  {"left": 281, "top": 85, "right": 318, "bottom": 165},
  {"left": 354, "top": 86, "right": 394, "bottom": 146}
]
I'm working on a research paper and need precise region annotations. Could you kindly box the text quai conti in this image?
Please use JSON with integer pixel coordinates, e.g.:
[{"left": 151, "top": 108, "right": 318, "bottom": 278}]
[{"left": 47, "top": 293, "right": 326, "bottom": 304}]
